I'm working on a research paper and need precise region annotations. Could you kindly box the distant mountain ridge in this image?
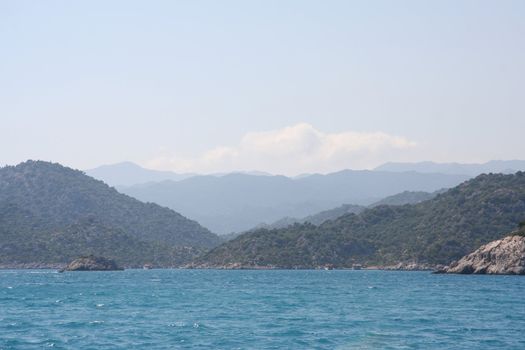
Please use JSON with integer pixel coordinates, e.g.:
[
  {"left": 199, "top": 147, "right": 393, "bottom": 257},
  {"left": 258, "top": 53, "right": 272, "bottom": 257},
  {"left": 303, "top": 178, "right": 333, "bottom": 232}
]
[
  {"left": 0, "top": 161, "right": 222, "bottom": 267},
  {"left": 86, "top": 162, "right": 275, "bottom": 187},
  {"left": 87, "top": 160, "right": 525, "bottom": 188},
  {"left": 196, "top": 172, "right": 525, "bottom": 268},
  {"left": 375, "top": 160, "right": 525, "bottom": 176},
  {"left": 119, "top": 170, "right": 469, "bottom": 234},
  {"left": 85, "top": 162, "right": 196, "bottom": 187}
]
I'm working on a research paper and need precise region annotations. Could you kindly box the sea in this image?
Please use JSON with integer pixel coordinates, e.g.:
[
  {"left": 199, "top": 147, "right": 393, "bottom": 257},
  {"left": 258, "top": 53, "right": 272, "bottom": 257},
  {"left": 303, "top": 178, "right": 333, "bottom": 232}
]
[{"left": 1, "top": 269, "right": 524, "bottom": 349}]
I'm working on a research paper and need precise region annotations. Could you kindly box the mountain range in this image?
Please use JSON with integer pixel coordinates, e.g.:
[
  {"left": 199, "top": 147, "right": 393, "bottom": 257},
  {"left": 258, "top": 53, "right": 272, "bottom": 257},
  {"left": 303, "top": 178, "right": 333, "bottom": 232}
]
[
  {"left": 87, "top": 160, "right": 525, "bottom": 187},
  {"left": 85, "top": 162, "right": 196, "bottom": 187},
  {"left": 85, "top": 162, "right": 274, "bottom": 187},
  {"left": 118, "top": 170, "right": 469, "bottom": 234},
  {"left": 86, "top": 160, "right": 524, "bottom": 235},
  {"left": 2, "top": 160, "right": 525, "bottom": 269}
]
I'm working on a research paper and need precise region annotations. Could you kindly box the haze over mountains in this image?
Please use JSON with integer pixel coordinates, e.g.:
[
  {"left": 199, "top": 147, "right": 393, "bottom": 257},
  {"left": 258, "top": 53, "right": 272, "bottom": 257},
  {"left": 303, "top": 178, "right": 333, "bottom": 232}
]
[
  {"left": 84, "top": 160, "right": 525, "bottom": 235},
  {"left": 118, "top": 170, "right": 469, "bottom": 234}
]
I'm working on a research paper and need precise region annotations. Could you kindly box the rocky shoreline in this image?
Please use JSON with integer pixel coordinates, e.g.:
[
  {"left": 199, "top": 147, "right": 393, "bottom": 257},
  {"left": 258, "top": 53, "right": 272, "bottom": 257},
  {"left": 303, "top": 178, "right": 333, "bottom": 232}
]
[
  {"left": 367, "top": 262, "right": 443, "bottom": 271},
  {"left": 438, "top": 235, "right": 525, "bottom": 275},
  {"left": 184, "top": 261, "right": 442, "bottom": 271},
  {"left": 5, "top": 244, "right": 524, "bottom": 274}
]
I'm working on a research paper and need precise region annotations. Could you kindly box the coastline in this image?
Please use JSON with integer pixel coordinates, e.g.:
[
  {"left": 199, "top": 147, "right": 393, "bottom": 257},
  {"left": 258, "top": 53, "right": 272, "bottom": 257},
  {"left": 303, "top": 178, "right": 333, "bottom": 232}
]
[
  {"left": 184, "top": 261, "right": 443, "bottom": 271},
  {"left": 0, "top": 258, "right": 447, "bottom": 271},
  {"left": 0, "top": 264, "right": 440, "bottom": 271}
]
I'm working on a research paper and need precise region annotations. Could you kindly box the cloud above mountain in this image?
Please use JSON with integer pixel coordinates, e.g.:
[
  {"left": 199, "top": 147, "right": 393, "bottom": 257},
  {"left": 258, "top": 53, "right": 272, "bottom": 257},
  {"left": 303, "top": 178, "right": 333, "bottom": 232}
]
[{"left": 146, "top": 123, "right": 416, "bottom": 175}]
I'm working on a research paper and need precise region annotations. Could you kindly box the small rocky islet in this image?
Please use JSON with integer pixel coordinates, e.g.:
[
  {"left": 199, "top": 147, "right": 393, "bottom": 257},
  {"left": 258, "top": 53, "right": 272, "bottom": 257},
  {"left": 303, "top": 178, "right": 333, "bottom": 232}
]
[{"left": 59, "top": 255, "right": 123, "bottom": 272}]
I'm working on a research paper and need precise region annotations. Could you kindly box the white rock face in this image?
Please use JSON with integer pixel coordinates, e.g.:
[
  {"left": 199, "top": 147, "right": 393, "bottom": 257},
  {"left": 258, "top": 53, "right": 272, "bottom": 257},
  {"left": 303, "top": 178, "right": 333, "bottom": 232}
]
[{"left": 446, "top": 235, "right": 525, "bottom": 275}]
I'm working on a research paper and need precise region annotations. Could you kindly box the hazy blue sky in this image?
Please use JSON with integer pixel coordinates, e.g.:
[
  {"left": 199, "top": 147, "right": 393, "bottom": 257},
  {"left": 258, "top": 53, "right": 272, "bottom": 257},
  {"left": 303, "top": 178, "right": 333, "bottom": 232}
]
[{"left": 1, "top": 0, "right": 524, "bottom": 175}]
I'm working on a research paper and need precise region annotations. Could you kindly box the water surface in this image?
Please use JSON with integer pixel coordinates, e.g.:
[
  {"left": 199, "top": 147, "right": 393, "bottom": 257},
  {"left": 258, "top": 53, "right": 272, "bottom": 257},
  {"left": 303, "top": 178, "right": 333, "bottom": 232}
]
[{"left": 1, "top": 269, "right": 524, "bottom": 349}]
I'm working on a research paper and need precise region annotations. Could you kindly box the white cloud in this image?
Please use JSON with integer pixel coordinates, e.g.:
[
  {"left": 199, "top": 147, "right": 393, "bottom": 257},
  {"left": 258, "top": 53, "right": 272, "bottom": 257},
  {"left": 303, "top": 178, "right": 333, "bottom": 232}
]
[{"left": 146, "top": 123, "right": 416, "bottom": 175}]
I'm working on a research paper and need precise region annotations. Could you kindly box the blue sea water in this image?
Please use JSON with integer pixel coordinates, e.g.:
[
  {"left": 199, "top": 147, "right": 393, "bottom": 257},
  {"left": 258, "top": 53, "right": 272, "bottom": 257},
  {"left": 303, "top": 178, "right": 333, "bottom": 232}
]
[{"left": 1, "top": 270, "right": 524, "bottom": 349}]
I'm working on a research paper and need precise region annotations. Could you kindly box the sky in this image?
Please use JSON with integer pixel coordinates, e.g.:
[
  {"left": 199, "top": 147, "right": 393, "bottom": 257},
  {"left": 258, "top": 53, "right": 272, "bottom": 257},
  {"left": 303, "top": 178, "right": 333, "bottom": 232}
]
[{"left": 1, "top": 0, "right": 524, "bottom": 176}]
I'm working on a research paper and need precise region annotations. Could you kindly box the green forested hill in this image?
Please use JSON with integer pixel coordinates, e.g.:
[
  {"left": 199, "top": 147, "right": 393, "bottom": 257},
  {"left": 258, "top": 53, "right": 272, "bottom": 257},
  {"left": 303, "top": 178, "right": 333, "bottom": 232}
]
[
  {"left": 253, "top": 204, "right": 365, "bottom": 231},
  {"left": 0, "top": 208, "right": 202, "bottom": 267},
  {"left": 253, "top": 190, "right": 439, "bottom": 233},
  {"left": 0, "top": 161, "right": 221, "bottom": 266},
  {"left": 197, "top": 172, "right": 525, "bottom": 268}
]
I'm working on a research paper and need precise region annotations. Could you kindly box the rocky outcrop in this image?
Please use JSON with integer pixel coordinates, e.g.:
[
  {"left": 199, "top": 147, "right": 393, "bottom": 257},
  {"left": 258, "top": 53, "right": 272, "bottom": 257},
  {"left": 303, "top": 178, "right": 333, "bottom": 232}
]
[
  {"left": 443, "top": 235, "right": 525, "bottom": 275},
  {"left": 60, "top": 255, "right": 123, "bottom": 272}
]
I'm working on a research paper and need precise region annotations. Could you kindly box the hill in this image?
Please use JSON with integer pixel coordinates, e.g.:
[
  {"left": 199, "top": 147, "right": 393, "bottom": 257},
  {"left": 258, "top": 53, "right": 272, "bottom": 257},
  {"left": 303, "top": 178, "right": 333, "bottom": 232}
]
[
  {"left": 195, "top": 172, "right": 525, "bottom": 268},
  {"left": 254, "top": 190, "right": 440, "bottom": 233},
  {"left": 0, "top": 208, "right": 201, "bottom": 267},
  {"left": 120, "top": 170, "right": 469, "bottom": 234},
  {"left": 223, "top": 204, "right": 366, "bottom": 241},
  {"left": 0, "top": 161, "right": 221, "bottom": 267},
  {"left": 254, "top": 204, "right": 366, "bottom": 231}
]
